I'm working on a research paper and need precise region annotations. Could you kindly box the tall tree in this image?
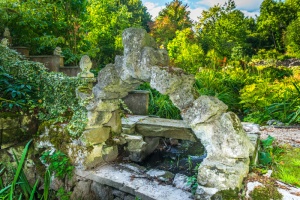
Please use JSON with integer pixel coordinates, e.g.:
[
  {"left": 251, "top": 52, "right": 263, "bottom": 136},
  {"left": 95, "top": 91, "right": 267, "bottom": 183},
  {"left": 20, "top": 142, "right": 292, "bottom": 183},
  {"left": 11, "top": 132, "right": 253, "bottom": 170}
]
[
  {"left": 149, "top": 0, "right": 193, "bottom": 47},
  {"left": 257, "top": 0, "right": 296, "bottom": 51},
  {"left": 85, "top": 0, "right": 151, "bottom": 65},
  {"left": 167, "top": 28, "right": 205, "bottom": 73},
  {"left": 196, "top": 0, "right": 252, "bottom": 59}
]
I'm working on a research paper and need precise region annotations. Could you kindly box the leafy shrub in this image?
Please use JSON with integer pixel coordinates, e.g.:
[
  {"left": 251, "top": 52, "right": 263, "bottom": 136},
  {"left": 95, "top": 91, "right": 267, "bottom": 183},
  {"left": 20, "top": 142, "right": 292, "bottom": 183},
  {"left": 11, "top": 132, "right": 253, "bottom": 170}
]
[
  {"left": 0, "top": 44, "right": 88, "bottom": 137},
  {"left": 138, "top": 83, "right": 181, "bottom": 119}
]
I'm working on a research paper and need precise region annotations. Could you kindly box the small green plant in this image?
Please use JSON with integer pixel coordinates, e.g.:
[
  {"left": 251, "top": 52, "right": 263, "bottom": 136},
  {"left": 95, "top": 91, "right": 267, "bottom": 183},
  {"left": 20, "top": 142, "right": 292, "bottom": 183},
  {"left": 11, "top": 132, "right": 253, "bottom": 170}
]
[
  {"left": 187, "top": 175, "right": 198, "bottom": 195},
  {"left": 187, "top": 155, "right": 192, "bottom": 172},
  {"left": 40, "top": 150, "right": 74, "bottom": 180},
  {"left": 187, "top": 163, "right": 200, "bottom": 195}
]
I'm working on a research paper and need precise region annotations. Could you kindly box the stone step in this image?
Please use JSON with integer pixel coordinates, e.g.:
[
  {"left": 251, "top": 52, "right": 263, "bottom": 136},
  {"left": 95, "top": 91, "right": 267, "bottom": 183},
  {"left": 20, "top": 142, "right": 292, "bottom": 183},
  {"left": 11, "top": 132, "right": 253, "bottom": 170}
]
[{"left": 76, "top": 164, "right": 193, "bottom": 200}]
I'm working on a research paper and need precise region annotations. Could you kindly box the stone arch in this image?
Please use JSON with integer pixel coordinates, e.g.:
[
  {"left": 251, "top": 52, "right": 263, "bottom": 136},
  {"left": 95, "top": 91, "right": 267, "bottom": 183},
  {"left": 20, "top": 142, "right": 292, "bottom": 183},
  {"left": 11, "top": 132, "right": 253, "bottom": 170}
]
[{"left": 84, "top": 28, "right": 254, "bottom": 193}]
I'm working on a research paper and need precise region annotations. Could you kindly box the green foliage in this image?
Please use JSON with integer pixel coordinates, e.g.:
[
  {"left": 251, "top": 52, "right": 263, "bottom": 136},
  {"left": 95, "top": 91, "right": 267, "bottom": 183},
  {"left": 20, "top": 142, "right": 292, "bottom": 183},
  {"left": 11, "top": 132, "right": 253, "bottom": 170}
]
[
  {"left": 272, "top": 146, "right": 300, "bottom": 187},
  {"left": 138, "top": 83, "right": 181, "bottom": 119},
  {"left": 40, "top": 150, "right": 74, "bottom": 180},
  {"left": 0, "top": 140, "right": 51, "bottom": 200},
  {"left": 150, "top": 0, "right": 193, "bottom": 47},
  {"left": 167, "top": 28, "right": 205, "bottom": 73},
  {"left": 85, "top": 0, "right": 151, "bottom": 65},
  {"left": 196, "top": 0, "right": 253, "bottom": 58},
  {"left": 240, "top": 69, "right": 300, "bottom": 124},
  {"left": 0, "top": 45, "right": 88, "bottom": 137},
  {"left": 259, "top": 136, "right": 276, "bottom": 166}
]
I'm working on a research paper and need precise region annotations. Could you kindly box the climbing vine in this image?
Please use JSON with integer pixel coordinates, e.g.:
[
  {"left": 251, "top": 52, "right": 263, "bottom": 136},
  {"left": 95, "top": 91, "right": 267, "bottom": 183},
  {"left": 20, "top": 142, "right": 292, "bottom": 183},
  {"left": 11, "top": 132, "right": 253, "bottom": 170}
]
[{"left": 0, "top": 45, "right": 88, "bottom": 137}]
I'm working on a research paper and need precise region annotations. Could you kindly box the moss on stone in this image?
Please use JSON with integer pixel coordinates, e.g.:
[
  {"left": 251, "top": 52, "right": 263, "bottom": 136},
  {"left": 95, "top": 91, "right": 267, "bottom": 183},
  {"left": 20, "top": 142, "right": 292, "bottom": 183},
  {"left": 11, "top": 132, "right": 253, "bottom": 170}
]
[
  {"left": 211, "top": 188, "right": 239, "bottom": 200},
  {"left": 249, "top": 180, "right": 283, "bottom": 200}
]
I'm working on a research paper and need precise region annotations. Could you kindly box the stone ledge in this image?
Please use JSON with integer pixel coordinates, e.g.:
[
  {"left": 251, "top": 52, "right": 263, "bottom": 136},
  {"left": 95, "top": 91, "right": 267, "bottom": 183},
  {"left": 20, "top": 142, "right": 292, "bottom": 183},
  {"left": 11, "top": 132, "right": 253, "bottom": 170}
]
[{"left": 76, "top": 164, "right": 193, "bottom": 200}]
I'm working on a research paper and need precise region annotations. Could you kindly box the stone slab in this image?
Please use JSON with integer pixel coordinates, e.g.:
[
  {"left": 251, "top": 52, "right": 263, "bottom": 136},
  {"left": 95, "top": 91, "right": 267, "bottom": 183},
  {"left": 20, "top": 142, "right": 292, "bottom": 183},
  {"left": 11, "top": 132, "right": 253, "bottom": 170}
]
[
  {"left": 121, "top": 115, "right": 149, "bottom": 129},
  {"left": 135, "top": 117, "right": 196, "bottom": 141},
  {"left": 76, "top": 164, "right": 193, "bottom": 200}
]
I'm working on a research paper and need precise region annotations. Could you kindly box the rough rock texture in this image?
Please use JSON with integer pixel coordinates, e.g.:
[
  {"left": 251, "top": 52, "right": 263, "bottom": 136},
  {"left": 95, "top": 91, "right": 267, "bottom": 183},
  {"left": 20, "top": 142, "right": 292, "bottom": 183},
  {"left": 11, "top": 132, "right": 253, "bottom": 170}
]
[
  {"left": 36, "top": 28, "right": 255, "bottom": 196},
  {"left": 78, "top": 28, "right": 255, "bottom": 193}
]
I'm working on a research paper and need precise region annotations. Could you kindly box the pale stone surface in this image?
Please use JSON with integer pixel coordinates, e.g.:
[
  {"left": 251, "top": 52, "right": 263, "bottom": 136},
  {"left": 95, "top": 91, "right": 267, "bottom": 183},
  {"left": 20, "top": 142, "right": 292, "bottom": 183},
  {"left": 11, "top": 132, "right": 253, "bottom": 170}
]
[
  {"left": 76, "top": 164, "right": 193, "bottom": 200},
  {"left": 195, "top": 186, "right": 219, "bottom": 200},
  {"left": 135, "top": 117, "right": 196, "bottom": 141},
  {"left": 197, "top": 158, "right": 249, "bottom": 190},
  {"left": 102, "top": 145, "right": 118, "bottom": 162},
  {"left": 146, "top": 169, "right": 174, "bottom": 182},
  {"left": 150, "top": 66, "right": 186, "bottom": 95},
  {"left": 78, "top": 55, "right": 94, "bottom": 78},
  {"left": 182, "top": 95, "right": 228, "bottom": 126},
  {"left": 80, "top": 127, "right": 110, "bottom": 145},
  {"left": 242, "top": 122, "right": 260, "bottom": 134},
  {"left": 173, "top": 174, "right": 191, "bottom": 191}
]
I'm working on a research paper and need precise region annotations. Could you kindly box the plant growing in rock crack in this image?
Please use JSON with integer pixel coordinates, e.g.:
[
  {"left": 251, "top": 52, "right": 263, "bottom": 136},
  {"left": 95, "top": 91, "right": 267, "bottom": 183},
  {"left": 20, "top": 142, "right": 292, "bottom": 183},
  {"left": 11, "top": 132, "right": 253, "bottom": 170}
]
[
  {"left": 40, "top": 150, "right": 74, "bottom": 180},
  {"left": 187, "top": 163, "right": 200, "bottom": 195}
]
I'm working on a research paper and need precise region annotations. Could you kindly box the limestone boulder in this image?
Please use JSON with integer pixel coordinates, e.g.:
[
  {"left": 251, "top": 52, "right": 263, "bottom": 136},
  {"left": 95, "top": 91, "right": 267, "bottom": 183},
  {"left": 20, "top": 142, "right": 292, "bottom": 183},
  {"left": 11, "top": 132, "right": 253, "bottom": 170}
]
[
  {"left": 197, "top": 158, "right": 249, "bottom": 190},
  {"left": 150, "top": 66, "right": 189, "bottom": 95},
  {"left": 168, "top": 77, "right": 195, "bottom": 110},
  {"left": 122, "top": 28, "right": 157, "bottom": 56},
  {"left": 182, "top": 95, "right": 228, "bottom": 126},
  {"left": 93, "top": 64, "right": 139, "bottom": 99}
]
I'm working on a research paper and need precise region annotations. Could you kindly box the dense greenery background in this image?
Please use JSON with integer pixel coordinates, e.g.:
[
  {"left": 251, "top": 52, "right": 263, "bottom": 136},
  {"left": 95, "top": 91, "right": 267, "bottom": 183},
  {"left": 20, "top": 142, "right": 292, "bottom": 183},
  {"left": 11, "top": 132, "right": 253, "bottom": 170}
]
[{"left": 1, "top": 0, "right": 300, "bottom": 124}]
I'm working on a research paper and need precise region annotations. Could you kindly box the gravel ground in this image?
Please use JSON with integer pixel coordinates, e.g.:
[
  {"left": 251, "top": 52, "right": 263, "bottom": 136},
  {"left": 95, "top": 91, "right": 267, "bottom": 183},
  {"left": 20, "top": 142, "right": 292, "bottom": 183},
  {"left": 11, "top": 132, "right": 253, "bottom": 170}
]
[{"left": 260, "top": 126, "right": 300, "bottom": 147}]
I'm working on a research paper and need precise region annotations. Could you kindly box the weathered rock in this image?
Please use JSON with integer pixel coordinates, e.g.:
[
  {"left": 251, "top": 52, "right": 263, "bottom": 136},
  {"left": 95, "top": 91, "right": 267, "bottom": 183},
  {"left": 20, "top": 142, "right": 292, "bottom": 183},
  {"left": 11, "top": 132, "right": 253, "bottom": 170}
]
[
  {"left": 242, "top": 122, "right": 260, "bottom": 134},
  {"left": 91, "top": 182, "right": 114, "bottom": 200},
  {"left": 102, "top": 145, "right": 118, "bottom": 162},
  {"left": 135, "top": 117, "right": 196, "bottom": 141},
  {"left": 104, "top": 110, "right": 122, "bottom": 134},
  {"left": 146, "top": 169, "right": 174, "bottom": 182},
  {"left": 122, "top": 90, "right": 150, "bottom": 115},
  {"left": 76, "top": 164, "right": 193, "bottom": 200},
  {"left": 95, "top": 99, "right": 120, "bottom": 112},
  {"left": 197, "top": 158, "right": 249, "bottom": 190},
  {"left": 168, "top": 77, "right": 195, "bottom": 110},
  {"left": 173, "top": 174, "right": 191, "bottom": 191},
  {"left": 182, "top": 95, "right": 228, "bottom": 126},
  {"left": 123, "top": 134, "right": 159, "bottom": 162},
  {"left": 93, "top": 64, "right": 139, "bottom": 99},
  {"left": 150, "top": 66, "right": 188, "bottom": 95},
  {"left": 71, "top": 180, "right": 97, "bottom": 200},
  {"left": 195, "top": 186, "right": 218, "bottom": 200},
  {"left": 83, "top": 144, "right": 105, "bottom": 169},
  {"left": 80, "top": 127, "right": 110, "bottom": 146},
  {"left": 86, "top": 111, "right": 112, "bottom": 129},
  {"left": 192, "top": 112, "right": 254, "bottom": 190}
]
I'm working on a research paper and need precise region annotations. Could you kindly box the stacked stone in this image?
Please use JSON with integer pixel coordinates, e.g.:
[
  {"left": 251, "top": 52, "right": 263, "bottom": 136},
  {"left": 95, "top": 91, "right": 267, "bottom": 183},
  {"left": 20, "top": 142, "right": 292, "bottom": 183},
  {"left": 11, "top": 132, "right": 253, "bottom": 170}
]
[{"left": 50, "top": 28, "right": 255, "bottom": 198}]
